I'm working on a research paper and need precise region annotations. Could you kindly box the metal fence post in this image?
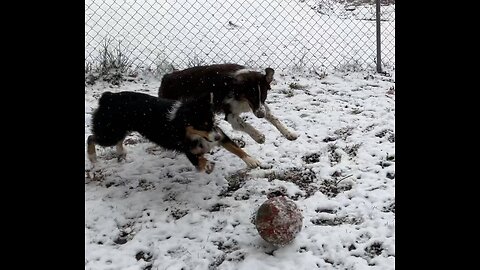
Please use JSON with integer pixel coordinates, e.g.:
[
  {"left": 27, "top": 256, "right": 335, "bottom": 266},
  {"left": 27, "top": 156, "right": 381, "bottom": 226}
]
[
  {"left": 86, "top": 1, "right": 394, "bottom": 71},
  {"left": 376, "top": 0, "right": 382, "bottom": 73}
]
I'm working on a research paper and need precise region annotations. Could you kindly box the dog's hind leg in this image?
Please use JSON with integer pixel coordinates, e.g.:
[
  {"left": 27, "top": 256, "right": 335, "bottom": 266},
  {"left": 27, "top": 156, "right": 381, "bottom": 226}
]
[
  {"left": 264, "top": 103, "right": 298, "bottom": 141},
  {"left": 226, "top": 114, "right": 265, "bottom": 144},
  {"left": 116, "top": 139, "right": 127, "bottom": 162},
  {"left": 217, "top": 128, "right": 261, "bottom": 168},
  {"left": 87, "top": 135, "right": 97, "bottom": 163}
]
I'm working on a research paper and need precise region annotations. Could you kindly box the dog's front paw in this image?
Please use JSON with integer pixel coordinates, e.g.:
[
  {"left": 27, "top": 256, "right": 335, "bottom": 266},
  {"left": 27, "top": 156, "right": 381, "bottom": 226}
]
[
  {"left": 232, "top": 138, "right": 246, "bottom": 148},
  {"left": 197, "top": 156, "right": 216, "bottom": 174},
  {"left": 285, "top": 131, "right": 298, "bottom": 141},
  {"left": 204, "top": 161, "right": 216, "bottom": 174},
  {"left": 253, "top": 134, "right": 266, "bottom": 144},
  {"left": 242, "top": 156, "right": 261, "bottom": 168}
]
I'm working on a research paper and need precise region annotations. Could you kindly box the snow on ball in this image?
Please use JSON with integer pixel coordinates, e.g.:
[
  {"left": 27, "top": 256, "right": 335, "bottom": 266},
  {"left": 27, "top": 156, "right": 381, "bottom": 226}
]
[{"left": 255, "top": 196, "right": 303, "bottom": 246}]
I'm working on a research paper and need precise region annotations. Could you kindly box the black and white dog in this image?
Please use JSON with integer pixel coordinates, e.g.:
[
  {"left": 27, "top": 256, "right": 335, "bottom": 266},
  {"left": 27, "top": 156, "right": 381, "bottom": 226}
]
[
  {"left": 158, "top": 63, "right": 298, "bottom": 145},
  {"left": 87, "top": 91, "right": 224, "bottom": 173}
]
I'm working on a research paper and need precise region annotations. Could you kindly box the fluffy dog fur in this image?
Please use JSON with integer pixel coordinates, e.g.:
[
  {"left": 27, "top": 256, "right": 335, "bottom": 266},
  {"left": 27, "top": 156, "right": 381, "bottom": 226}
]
[
  {"left": 158, "top": 63, "right": 298, "bottom": 146},
  {"left": 86, "top": 91, "right": 221, "bottom": 173}
]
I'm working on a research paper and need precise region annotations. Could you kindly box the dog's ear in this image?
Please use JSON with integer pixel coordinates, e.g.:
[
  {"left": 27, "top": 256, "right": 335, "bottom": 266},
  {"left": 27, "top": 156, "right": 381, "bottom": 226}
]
[{"left": 265, "top": 68, "right": 274, "bottom": 83}]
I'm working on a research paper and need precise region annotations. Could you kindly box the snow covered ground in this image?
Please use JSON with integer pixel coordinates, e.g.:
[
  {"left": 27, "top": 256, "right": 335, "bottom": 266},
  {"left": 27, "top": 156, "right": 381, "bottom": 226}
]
[
  {"left": 85, "top": 0, "right": 395, "bottom": 268},
  {"left": 85, "top": 68, "right": 395, "bottom": 270}
]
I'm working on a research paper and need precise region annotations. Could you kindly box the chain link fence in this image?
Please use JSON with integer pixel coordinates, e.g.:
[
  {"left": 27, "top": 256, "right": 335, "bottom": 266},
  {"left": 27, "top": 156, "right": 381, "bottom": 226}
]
[{"left": 85, "top": 0, "right": 394, "bottom": 73}]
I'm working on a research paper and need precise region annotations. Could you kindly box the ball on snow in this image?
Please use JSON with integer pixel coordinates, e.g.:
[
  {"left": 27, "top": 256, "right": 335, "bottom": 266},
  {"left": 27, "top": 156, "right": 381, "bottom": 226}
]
[{"left": 255, "top": 196, "right": 303, "bottom": 246}]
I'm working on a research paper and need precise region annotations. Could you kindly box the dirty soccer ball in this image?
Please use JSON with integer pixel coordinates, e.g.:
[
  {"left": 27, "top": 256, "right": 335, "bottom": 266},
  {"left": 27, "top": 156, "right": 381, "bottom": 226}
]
[{"left": 255, "top": 196, "right": 303, "bottom": 246}]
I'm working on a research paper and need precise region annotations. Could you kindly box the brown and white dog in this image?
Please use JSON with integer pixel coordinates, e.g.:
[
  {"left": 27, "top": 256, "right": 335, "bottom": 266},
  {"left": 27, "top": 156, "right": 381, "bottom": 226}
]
[{"left": 158, "top": 64, "right": 298, "bottom": 167}]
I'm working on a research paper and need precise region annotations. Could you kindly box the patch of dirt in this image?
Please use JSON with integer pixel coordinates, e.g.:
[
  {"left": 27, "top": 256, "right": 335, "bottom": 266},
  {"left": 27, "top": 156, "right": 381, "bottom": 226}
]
[
  {"left": 375, "top": 129, "right": 394, "bottom": 143},
  {"left": 113, "top": 231, "right": 130, "bottom": 245},
  {"left": 211, "top": 220, "right": 228, "bottom": 232},
  {"left": 302, "top": 152, "right": 321, "bottom": 164},
  {"left": 219, "top": 171, "right": 249, "bottom": 197},
  {"left": 311, "top": 216, "right": 362, "bottom": 226},
  {"left": 209, "top": 254, "right": 226, "bottom": 270},
  {"left": 266, "top": 187, "right": 289, "bottom": 199},
  {"left": 386, "top": 86, "right": 395, "bottom": 95},
  {"left": 315, "top": 208, "right": 337, "bottom": 214},
  {"left": 327, "top": 144, "right": 342, "bottom": 165},
  {"left": 377, "top": 160, "right": 393, "bottom": 168},
  {"left": 213, "top": 238, "right": 239, "bottom": 253},
  {"left": 343, "top": 143, "right": 362, "bottom": 158},
  {"left": 209, "top": 203, "right": 229, "bottom": 212},
  {"left": 363, "top": 124, "right": 376, "bottom": 132},
  {"left": 281, "top": 88, "right": 294, "bottom": 97},
  {"left": 135, "top": 251, "right": 153, "bottom": 262},
  {"left": 266, "top": 167, "right": 318, "bottom": 198},
  {"left": 386, "top": 172, "right": 395, "bottom": 179},
  {"left": 289, "top": 82, "right": 308, "bottom": 90},
  {"left": 364, "top": 242, "right": 384, "bottom": 258},
  {"left": 85, "top": 169, "right": 107, "bottom": 182},
  {"left": 323, "top": 136, "right": 337, "bottom": 142},
  {"left": 163, "top": 192, "right": 178, "bottom": 201},
  {"left": 318, "top": 173, "right": 353, "bottom": 198},
  {"left": 386, "top": 153, "right": 395, "bottom": 161},
  {"left": 383, "top": 201, "right": 395, "bottom": 213},
  {"left": 170, "top": 208, "right": 189, "bottom": 220},
  {"left": 334, "top": 126, "right": 355, "bottom": 140},
  {"left": 209, "top": 238, "right": 240, "bottom": 269},
  {"left": 137, "top": 179, "right": 155, "bottom": 191},
  {"left": 388, "top": 134, "right": 395, "bottom": 143},
  {"left": 113, "top": 221, "right": 137, "bottom": 245},
  {"left": 221, "top": 168, "right": 319, "bottom": 199},
  {"left": 225, "top": 251, "right": 245, "bottom": 262},
  {"left": 167, "top": 246, "right": 188, "bottom": 259},
  {"left": 350, "top": 108, "right": 363, "bottom": 114}
]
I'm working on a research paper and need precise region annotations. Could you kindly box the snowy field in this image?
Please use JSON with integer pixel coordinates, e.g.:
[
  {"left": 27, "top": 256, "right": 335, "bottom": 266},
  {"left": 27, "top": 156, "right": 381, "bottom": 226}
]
[
  {"left": 85, "top": 68, "right": 395, "bottom": 270},
  {"left": 85, "top": 0, "right": 395, "bottom": 269}
]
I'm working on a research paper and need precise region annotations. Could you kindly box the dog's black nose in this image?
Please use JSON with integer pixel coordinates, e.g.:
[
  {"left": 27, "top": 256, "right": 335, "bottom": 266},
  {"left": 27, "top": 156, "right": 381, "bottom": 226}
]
[{"left": 214, "top": 134, "right": 222, "bottom": 141}]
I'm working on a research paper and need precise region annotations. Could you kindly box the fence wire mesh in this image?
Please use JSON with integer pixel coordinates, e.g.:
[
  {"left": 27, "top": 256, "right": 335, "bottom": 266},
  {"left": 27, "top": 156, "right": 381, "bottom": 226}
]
[{"left": 85, "top": 0, "right": 395, "bottom": 73}]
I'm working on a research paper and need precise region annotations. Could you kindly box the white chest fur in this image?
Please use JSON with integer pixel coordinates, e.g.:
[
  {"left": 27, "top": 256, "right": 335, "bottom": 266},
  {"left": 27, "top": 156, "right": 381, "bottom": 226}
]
[{"left": 224, "top": 97, "right": 251, "bottom": 114}]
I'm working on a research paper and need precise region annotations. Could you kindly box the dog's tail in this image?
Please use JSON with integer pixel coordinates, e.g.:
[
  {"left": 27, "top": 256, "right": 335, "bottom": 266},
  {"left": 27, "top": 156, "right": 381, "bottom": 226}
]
[{"left": 98, "top": 91, "right": 114, "bottom": 106}]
